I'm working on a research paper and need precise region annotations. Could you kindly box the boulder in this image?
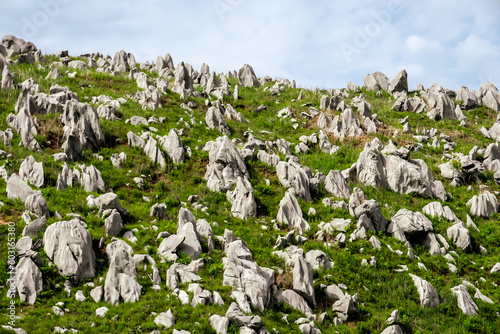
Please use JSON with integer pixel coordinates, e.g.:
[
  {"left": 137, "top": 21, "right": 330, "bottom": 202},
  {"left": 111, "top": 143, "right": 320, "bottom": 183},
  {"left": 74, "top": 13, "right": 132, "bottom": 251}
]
[
  {"left": 210, "top": 314, "right": 230, "bottom": 334},
  {"left": 60, "top": 100, "right": 105, "bottom": 160},
  {"left": 223, "top": 233, "right": 275, "bottom": 313},
  {"left": 206, "top": 106, "right": 231, "bottom": 135},
  {"left": 409, "top": 274, "right": 439, "bottom": 307},
  {"left": 56, "top": 162, "right": 73, "bottom": 191},
  {"left": 388, "top": 70, "right": 408, "bottom": 94},
  {"left": 422, "top": 202, "right": 458, "bottom": 222},
  {"left": 277, "top": 191, "right": 310, "bottom": 235},
  {"left": 15, "top": 257, "right": 42, "bottom": 304},
  {"left": 177, "top": 219, "right": 202, "bottom": 260},
  {"left": 104, "top": 209, "right": 123, "bottom": 236},
  {"left": 158, "top": 129, "right": 185, "bottom": 163},
  {"left": 332, "top": 293, "right": 358, "bottom": 321},
  {"left": 158, "top": 234, "right": 185, "bottom": 262},
  {"left": 43, "top": 219, "right": 95, "bottom": 282},
  {"left": 363, "top": 71, "right": 389, "bottom": 91},
  {"left": 447, "top": 222, "right": 471, "bottom": 250},
  {"left": 205, "top": 136, "right": 249, "bottom": 192},
  {"left": 276, "top": 160, "right": 312, "bottom": 202},
  {"left": 154, "top": 309, "right": 175, "bottom": 328},
  {"left": 225, "top": 302, "right": 263, "bottom": 329},
  {"left": 144, "top": 137, "right": 166, "bottom": 168},
  {"left": 355, "top": 139, "right": 446, "bottom": 200},
  {"left": 451, "top": 285, "right": 478, "bottom": 316},
  {"left": 238, "top": 64, "right": 260, "bottom": 88},
  {"left": 172, "top": 62, "right": 194, "bottom": 96},
  {"left": 22, "top": 216, "right": 47, "bottom": 237},
  {"left": 226, "top": 177, "right": 257, "bottom": 220},
  {"left": 390, "top": 209, "right": 434, "bottom": 236},
  {"left": 305, "top": 250, "right": 333, "bottom": 270},
  {"left": 73, "top": 164, "right": 106, "bottom": 192},
  {"left": 348, "top": 188, "right": 388, "bottom": 232},
  {"left": 422, "top": 84, "right": 457, "bottom": 121},
  {"left": 104, "top": 239, "right": 142, "bottom": 305},
  {"left": 276, "top": 289, "right": 313, "bottom": 315},
  {"left": 112, "top": 50, "right": 136, "bottom": 72},
  {"left": 292, "top": 255, "right": 316, "bottom": 307},
  {"left": 127, "top": 131, "right": 145, "bottom": 148},
  {"left": 381, "top": 325, "right": 403, "bottom": 334},
  {"left": 324, "top": 170, "right": 351, "bottom": 199},
  {"left": 466, "top": 191, "right": 498, "bottom": 217},
  {"left": 19, "top": 156, "right": 44, "bottom": 188}
]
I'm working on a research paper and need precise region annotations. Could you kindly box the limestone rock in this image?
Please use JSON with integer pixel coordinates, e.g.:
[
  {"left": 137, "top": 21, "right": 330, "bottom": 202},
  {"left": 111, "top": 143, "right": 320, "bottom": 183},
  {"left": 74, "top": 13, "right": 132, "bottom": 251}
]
[
  {"left": 276, "top": 160, "right": 312, "bottom": 202},
  {"left": 158, "top": 129, "right": 185, "bottom": 163},
  {"left": 332, "top": 293, "right": 358, "bottom": 321},
  {"left": 447, "top": 222, "right": 471, "bottom": 250},
  {"left": 19, "top": 156, "right": 43, "bottom": 188},
  {"left": 44, "top": 219, "right": 95, "bottom": 282},
  {"left": 324, "top": 170, "right": 351, "bottom": 199},
  {"left": 292, "top": 255, "right": 316, "bottom": 307},
  {"left": 277, "top": 191, "right": 310, "bottom": 235},
  {"left": 238, "top": 64, "right": 260, "bottom": 88},
  {"left": 389, "top": 70, "right": 408, "bottom": 94},
  {"left": 144, "top": 137, "right": 166, "bottom": 168},
  {"left": 15, "top": 257, "right": 42, "bottom": 304},
  {"left": 466, "top": 191, "right": 498, "bottom": 217},
  {"left": 206, "top": 106, "right": 231, "bottom": 135},
  {"left": 409, "top": 273, "right": 439, "bottom": 307},
  {"left": 451, "top": 285, "right": 478, "bottom": 316},
  {"left": 227, "top": 177, "right": 257, "bottom": 220}
]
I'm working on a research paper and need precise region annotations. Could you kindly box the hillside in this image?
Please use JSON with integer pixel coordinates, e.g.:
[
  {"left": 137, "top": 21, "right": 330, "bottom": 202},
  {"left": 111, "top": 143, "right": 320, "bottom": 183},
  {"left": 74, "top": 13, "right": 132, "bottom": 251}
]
[{"left": 0, "top": 34, "right": 499, "bottom": 334}]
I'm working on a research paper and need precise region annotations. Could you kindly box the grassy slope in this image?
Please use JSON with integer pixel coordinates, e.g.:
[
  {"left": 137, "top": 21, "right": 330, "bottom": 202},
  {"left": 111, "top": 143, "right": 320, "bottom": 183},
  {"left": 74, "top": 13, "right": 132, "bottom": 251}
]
[{"left": 0, "top": 58, "right": 499, "bottom": 334}]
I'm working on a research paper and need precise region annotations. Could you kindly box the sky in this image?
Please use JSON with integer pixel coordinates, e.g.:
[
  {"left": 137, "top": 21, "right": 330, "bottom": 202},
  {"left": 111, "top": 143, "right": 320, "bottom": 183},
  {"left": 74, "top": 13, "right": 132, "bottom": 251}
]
[{"left": 1, "top": 0, "right": 500, "bottom": 91}]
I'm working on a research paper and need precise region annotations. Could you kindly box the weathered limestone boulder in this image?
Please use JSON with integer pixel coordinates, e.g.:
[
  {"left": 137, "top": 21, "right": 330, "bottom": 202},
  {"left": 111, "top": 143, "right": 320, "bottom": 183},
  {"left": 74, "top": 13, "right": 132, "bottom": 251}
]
[
  {"left": 226, "top": 177, "right": 257, "bottom": 220},
  {"left": 388, "top": 70, "right": 408, "bottom": 94},
  {"left": 348, "top": 188, "right": 388, "bottom": 232},
  {"left": 447, "top": 222, "right": 471, "bottom": 250},
  {"left": 127, "top": 131, "right": 145, "bottom": 148},
  {"left": 210, "top": 314, "right": 230, "bottom": 334},
  {"left": 422, "top": 202, "right": 458, "bottom": 222},
  {"left": 150, "top": 203, "right": 168, "bottom": 220},
  {"left": 381, "top": 325, "right": 403, "bottom": 334},
  {"left": 1, "top": 65, "right": 13, "bottom": 90},
  {"left": 73, "top": 164, "right": 106, "bottom": 192},
  {"left": 14, "top": 257, "right": 42, "bottom": 304},
  {"left": 172, "top": 62, "right": 194, "bottom": 96},
  {"left": 56, "top": 162, "right": 73, "bottom": 191},
  {"left": 276, "top": 160, "right": 312, "bottom": 202},
  {"left": 205, "top": 136, "right": 249, "bottom": 192},
  {"left": 355, "top": 139, "right": 446, "bottom": 200},
  {"left": 409, "top": 274, "right": 439, "bottom": 307},
  {"left": 19, "top": 156, "right": 44, "bottom": 188},
  {"left": 44, "top": 219, "right": 96, "bottom": 282},
  {"left": 158, "top": 234, "right": 185, "bottom": 262},
  {"left": 466, "top": 191, "right": 498, "bottom": 217},
  {"left": 223, "top": 231, "right": 275, "bottom": 313},
  {"left": 136, "top": 72, "right": 150, "bottom": 90},
  {"left": 275, "top": 289, "right": 313, "bottom": 315},
  {"left": 22, "top": 216, "right": 47, "bottom": 237},
  {"left": 158, "top": 129, "right": 185, "bottom": 163},
  {"left": 97, "top": 104, "right": 118, "bottom": 121},
  {"left": 154, "top": 309, "right": 175, "bottom": 328},
  {"left": 363, "top": 71, "right": 389, "bottom": 91},
  {"left": 177, "top": 216, "right": 202, "bottom": 260},
  {"left": 238, "top": 64, "right": 260, "bottom": 88},
  {"left": 451, "top": 285, "right": 478, "bottom": 316},
  {"left": 422, "top": 84, "right": 457, "bottom": 121},
  {"left": 330, "top": 108, "right": 364, "bottom": 140},
  {"left": 206, "top": 106, "right": 231, "bottom": 135},
  {"left": 60, "top": 101, "right": 105, "bottom": 160},
  {"left": 2, "top": 35, "right": 37, "bottom": 56},
  {"left": 305, "top": 249, "right": 333, "bottom": 270},
  {"left": 6, "top": 174, "right": 50, "bottom": 217},
  {"left": 292, "top": 255, "right": 316, "bottom": 308},
  {"left": 104, "top": 209, "right": 123, "bottom": 237},
  {"left": 277, "top": 191, "right": 310, "bottom": 235},
  {"left": 390, "top": 209, "right": 433, "bottom": 237},
  {"left": 104, "top": 239, "right": 142, "bottom": 305},
  {"left": 332, "top": 293, "right": 359, "bottom": 321},
  {"left": 456, "top": 86, "right": 480, "bottom": 110},
  {"left": 324, "top": 170, "right": 351, "bottom": 199},
  {"left": 112, "top": 50, "right": 136, "bottom": 72},
  {"left": 144, "top": 137, "right": 166, "bottom": 168}
]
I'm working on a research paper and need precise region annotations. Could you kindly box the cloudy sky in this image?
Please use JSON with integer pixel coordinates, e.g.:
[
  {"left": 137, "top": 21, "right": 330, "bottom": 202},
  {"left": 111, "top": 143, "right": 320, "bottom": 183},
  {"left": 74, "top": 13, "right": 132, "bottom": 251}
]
[{"left": 2, "top": 0, "right": 500, "bottom": 91}]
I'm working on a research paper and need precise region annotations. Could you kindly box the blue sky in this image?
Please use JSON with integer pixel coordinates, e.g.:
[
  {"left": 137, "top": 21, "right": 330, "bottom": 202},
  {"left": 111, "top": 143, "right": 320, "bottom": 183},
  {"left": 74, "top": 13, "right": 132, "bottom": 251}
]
[{"left": 2, "top": 0, "right": 500, "bottom": 91}]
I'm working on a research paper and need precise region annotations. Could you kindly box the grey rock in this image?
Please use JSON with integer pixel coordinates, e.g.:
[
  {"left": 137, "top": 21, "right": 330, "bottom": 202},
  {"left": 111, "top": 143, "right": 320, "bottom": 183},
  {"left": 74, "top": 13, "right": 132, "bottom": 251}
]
[
  {"left": 22, "top": 216, "right": 47, "bottom": 237},
  {"left": 154, "top": 309, "right": 175, "bottom": 328},
  {"left": 177, "top": 218, "right": 202, "bottom": 260},
  {"left": 276, "top": 289, "right": 313, "bottom": 315},
  {"left": 210, "top": 314, "right": 230, "bottom": 334},
  {"left": 60, "top": 100, "right": 105, "bottom": 161},
  {"left": 14, "top": 257, "right": 42, "bottom": 304},
  {"left": 466, "top": 191, "right": 498, "bottom": 217},
  {"left": 95, "top": 306, "right": 108, "bottom": 317},
  {"left": 56, "top": 162, "right": 73, "bottom": 191},
  {"left": 206, "top": 105, "right": 231, "bottom": 135},
  {"left": 391, "top": 209, "right": 433, "bottom": 235},
  {"left": 324, "top": 170, "right": 351, "bottom": 199},
  {"left": 90, "top": 286, "right": 103, "bottom": 302},
  {"left": 205, "top": 136, "right": 249, "bottom": 192},
  {"left": 389, "top": 70, "right": 408, "bottom": 94},
  {"left": 349, "top": 188, "right": 388, "bottom": 232},
  {"left": 332, "top": 293, "right": 358, "bottom": 321},
  {"left": 451, "top": 285, "right": 478, "bottom": 316},
  {"left": 19, "top": 155, "right": 44, "bottom": 188},
  {"left": 277, "top": 191, "right": 310, "bottom": 235},
  {"left": 127, "top": 131, "right": 145, "bottom": 148},
  {"left": 422, "top": 202, "right": 458, "bottom": 222},
  {"left": 422, "top": 84, "right": 457, "bottom": 121},
  {"left": 226, "top": 302, "right": 263, "bottom": 329},
  {"left": 144, "top": 137, "right": 166, "bottom": 168},
  {"left": 276, "top": 160, "right": 312, "bottom": 202},
  {"left": 380, "top": 325, "right": 403, "bottom": 334},
  {"left": 364, "top": 71, "right": 389, "bottom": 91},
  {"left": 447, "top": 222, "right": 471, "bottom": 250},
  {"left": 73, "top": 164, "right": 106, "bottom": 192},
  {"left": 104, "top": 209, "right": 123, "bottom": 237},
  {"left": 158, "top": 128, "right": 185, "bottom": 163},
  {"left": 227, "top": 177, "right": 257, "bottom": 220},
  {"left": 44, "top": 219, "right": 95, "bottom": 282},
  {"left": 104, "top": 239, "right": 142, "bottom": 305},
  {"left": 238, "top": 64, "right": 260, "bottom": 88},
  {"left": 305, "top": 250, "right": 333, "bottom": 270},
  {"left": 150, "top": 203, "right": 168, "bottom": 220},
  {"left": 223, "top": 234, "right": 274, "bottom": 313},
  {"left": 293, "top": 255, "right": 316, "bottom": 307},
  {"left": 409, "top": 273, "right": 439, "bottom": 307}
]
